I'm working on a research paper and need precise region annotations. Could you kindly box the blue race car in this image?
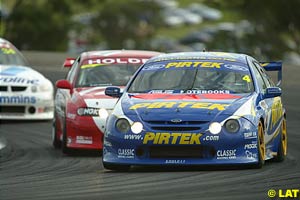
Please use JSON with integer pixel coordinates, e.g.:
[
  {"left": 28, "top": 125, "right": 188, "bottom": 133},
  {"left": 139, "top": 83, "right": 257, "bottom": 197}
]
[{"left": 103, "top": 52, "right": 287, "bottom": 170}]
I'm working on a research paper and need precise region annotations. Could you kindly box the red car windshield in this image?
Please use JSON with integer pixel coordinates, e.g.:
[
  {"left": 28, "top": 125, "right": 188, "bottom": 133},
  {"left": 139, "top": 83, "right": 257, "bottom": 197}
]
[{"left": 76, "top": 63, "right": 141, "bottom": 87}]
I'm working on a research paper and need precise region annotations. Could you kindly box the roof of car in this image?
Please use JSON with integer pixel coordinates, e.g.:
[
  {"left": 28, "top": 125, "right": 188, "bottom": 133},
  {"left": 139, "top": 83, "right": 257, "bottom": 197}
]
[
  {"left": 0, "top": 37, "right": 12, "bottom": 45},
  {"left": 81, "top": 50, "right": 162, "bottom": 60},
  {"left": 147, "top": 51, "right": 248, "bottom": 64},
  {"left": 0, "top": 37, "right": 8, "bottom": 43}
]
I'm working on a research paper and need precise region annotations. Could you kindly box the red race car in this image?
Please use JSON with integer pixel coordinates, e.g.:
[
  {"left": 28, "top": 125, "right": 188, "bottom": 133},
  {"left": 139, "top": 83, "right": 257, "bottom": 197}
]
[{"left": 52, "top": 50, "right": 161, "bottom": 154}]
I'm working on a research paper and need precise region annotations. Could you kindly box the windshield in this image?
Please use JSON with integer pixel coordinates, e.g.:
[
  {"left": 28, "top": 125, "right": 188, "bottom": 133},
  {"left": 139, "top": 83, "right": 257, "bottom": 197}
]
[
  {"left": 0, "top": 44, "right": 27, "bottom": 66},
  {"left": 76, "top": 63, "right": 141, "bottom": 87},
  {"left": 128, "top": 60, "right": 254, "bottom": 94}
]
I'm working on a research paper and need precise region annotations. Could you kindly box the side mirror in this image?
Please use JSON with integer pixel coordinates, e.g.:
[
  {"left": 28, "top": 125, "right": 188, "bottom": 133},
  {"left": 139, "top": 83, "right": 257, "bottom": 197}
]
[
  {"left": 56, "top": 80, "right": 72, "bottom": 90},
  {"left": 264, "top": 87, "right": 281, "bottom": 98},
  {"left": 63, "top": 58, "right": 75, "bottom": 68},
  {"left": 105, "top": 86, "right": 122, "bottom": 98}
]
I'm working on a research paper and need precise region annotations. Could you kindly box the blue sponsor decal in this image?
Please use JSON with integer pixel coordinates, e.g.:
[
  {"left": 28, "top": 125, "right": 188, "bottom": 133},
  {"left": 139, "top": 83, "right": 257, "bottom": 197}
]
[
  {"left": 142, "top": 64, "right": 165, "bottom": 70},
  {"left": 141, "top": 60, "right": 250, "bottom": 73},
  {"left": 0, "top": 67, "right": 27, "bottom": 76},
  {"left": 0, "top": 67, "right": 39, "bottom": 85},
  {"left": 0, "top": 95, "right": 36, "bottom": 104},
  {"left": 0, "top": 77, "right": 39, "bottom": 84}
]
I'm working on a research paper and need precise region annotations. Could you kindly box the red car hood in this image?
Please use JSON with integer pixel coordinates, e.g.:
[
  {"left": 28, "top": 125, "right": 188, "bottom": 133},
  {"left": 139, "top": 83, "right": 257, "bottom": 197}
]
[
  {"left": 73, "top": 87, "right": 119, "bottom": 109},
  {"left": 75, "top": 87, "right": 111, "bottom": 99}
]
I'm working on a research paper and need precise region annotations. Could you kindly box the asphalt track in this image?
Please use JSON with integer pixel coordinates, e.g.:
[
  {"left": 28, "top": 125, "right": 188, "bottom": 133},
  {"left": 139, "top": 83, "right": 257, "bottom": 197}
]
[{"left": 0, "top": 56, "right": 299, "bottom": 200}]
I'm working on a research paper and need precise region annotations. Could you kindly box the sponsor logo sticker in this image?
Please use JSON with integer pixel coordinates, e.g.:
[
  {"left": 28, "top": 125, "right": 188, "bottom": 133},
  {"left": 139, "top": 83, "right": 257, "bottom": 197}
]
[
  {"left": 245, "top": 150, "right": 257, "bottom": 159},
  {"left": 143, "top": 132, "right": 202, "bottom": 145},
  {"left": 244, "top": 132, "right": 257, "bottom": 139},
  {"left": 165, "top": 62, "right": 223, "bottom": 69},
  {"left": 124, "top": 134, "right": 143, "bottom": 140},
  {"left": 117, "top": 148, "right": 135, "bottom": 158},
  {"left": 216, "top": 149, "right": 237, "bottom": 159},
  {"left": 0, "top": 76, "right": 39, "bottom": 84},
  {"left": 165, "top": 159, "right": 186, "bottom": 164},
  {"left": 244, "top": 143, "right": 257, "bottom": 150},
  {"left": 0, "top": 95, "right": 36, "bottom": 104},
  {"left": 203, "top": 135, "right": 219, "bottom": 141},
  {"left": 76, "top": 136, "right": 92, "bottom": 144},
  {"left": 224, "top": 64, "right": 248, "bottom": 71},
  {"left": 183, "top": 90, "right": 230, "bottom": 94},
  {"left": 130, "top": 102, "right": 228, "bottom": 111}
]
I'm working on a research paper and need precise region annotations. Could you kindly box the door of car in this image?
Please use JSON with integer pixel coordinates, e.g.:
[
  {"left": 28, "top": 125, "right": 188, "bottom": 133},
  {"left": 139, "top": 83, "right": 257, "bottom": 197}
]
[{"left": 250, "top": 59, "right": 282, "bottom": 144}]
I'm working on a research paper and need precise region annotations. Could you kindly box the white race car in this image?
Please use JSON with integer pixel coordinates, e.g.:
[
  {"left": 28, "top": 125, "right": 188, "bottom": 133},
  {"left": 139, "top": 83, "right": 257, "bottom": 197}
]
[{"left": 0, "top": 38, "right": 54, "bottom": 120}]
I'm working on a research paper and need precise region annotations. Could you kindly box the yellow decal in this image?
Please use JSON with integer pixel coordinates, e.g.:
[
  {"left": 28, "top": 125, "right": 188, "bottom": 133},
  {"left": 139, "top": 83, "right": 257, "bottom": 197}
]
[
  {"left": 270, "top": 97, "right": 283, "bottom": 130},
  {"left": 1, "top": 48, "right": 16, "bottom": 54},
  {"left": 242, "top": 75, "right": 251, "bottom": 82},
  {"left": 81, "top": 63, "right": 107, "bottom": 69},
  {"left": 165, "top": 62, "right": 223, "bottom": 69},
  {"left": 143, "top": 132, "right": 202, "bottom": 144},
  {"left": 260, "top": 63, "right": 269, "bottom": 67},
  {"left": 130, "top": 102, "right": 228, "bottom": 111}
]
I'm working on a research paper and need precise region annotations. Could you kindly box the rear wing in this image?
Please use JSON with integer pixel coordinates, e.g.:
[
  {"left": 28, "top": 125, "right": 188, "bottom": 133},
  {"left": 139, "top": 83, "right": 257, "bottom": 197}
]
[
  {"left": 63, "top": 57, "right": 76, "bottom": 68},
  {"left": 260, "top": 61, "right": 282, "bottom": 86}
]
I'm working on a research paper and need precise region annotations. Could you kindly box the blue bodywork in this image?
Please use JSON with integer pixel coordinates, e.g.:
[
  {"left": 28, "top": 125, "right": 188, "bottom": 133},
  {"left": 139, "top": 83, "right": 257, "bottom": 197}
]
[{"left": 103, "top": 52, "right": 285, "bottom": 167}]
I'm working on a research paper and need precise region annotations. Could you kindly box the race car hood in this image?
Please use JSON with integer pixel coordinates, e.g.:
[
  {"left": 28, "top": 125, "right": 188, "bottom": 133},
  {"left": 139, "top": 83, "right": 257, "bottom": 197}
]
[
  {"left": 0, "top": 65, "right": 49, "bottom": 86},
  {"left": 73, "top": 87, "right": 120, "bottom": 109},
  {"left": 121, "top": 93, "right": 254, "bottom": 121}
]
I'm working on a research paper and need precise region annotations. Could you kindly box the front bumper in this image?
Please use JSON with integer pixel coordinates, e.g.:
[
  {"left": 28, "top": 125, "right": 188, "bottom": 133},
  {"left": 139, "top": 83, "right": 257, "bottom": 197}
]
[
  {"left": 0, "top": 92, "right": 53, "bottom": 120},
  {"left": 103, "top": 116, "right": 260, "bottom": 166},
  {"left": 65, "top": 116, "right": 105, "bottom": 150}
]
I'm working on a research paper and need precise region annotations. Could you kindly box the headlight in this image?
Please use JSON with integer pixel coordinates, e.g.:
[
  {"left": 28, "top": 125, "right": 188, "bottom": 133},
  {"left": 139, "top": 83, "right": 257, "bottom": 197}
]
[
  {"left": 39, "top": 84, "right": 51, "bottom": 92},
  {"left": 224, "top": 119, "right": 240, "bottom": 133},
  {"left": 131, "top": 122, "right": 143, "bottom": 134},
  {"left": 209, "top": 122, "right": 222, "bottom": 134},
  {"left": 116, "top": 118, "right": 130, "bottom": 133},
  {"left": 31, "top": 84, "right": 51, "bottom": 92},
  {"left": 98, "top": 108, "right": 109, "bottom": 119}
]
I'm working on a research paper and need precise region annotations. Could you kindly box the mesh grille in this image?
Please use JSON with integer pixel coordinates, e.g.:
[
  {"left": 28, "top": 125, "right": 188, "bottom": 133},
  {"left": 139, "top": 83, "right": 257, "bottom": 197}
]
[
  {"left": 11, "top": 86, "right": 27, "bottom": 92},
  {"left": 0, "top": 86, "right": 8, "bottom": 91},
  {"left": 151, "top": 127, "right": 201, "bottom": 131},
  {"left": 145, "top": 120, "right": 208, "bottom": 131},
  {"left": 149, "top": 145, "right": 216, "bottom": 159},
  {"left": 0, "top": 106, "right": 26, "bottom": 114}
]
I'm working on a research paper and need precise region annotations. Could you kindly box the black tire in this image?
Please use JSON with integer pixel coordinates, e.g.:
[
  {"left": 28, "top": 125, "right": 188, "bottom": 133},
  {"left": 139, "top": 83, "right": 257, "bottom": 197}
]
[
  {"left": 273, "top": 118, "right": 287, "bottom": 162},
  {"left": 52, "top": 114, "right": 61, "bottom": 149},
  {"left": 61, "top": 117, "right": 71, "bottom": 154},
  {"left": 256, "top": 121, "right": 265, "bottom": 168},
  {"left": 103, "top": 162, "right": 130, "bottom": 171}
]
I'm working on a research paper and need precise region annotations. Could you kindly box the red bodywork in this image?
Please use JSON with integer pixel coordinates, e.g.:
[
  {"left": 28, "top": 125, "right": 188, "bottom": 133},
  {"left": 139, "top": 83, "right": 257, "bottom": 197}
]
[{"left": 54, "top": 50, "right": 161, "bottom": 151}]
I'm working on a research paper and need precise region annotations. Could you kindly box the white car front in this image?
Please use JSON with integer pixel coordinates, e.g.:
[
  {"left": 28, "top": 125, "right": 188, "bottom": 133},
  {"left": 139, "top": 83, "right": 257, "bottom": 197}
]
[
  {"left": 0, "top": 37, "right": 54, "bottom": 120},
  {"left": 0, "top": 65, "right": 54, "bottom": 120}
]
